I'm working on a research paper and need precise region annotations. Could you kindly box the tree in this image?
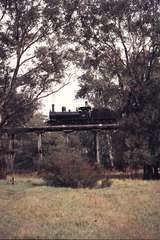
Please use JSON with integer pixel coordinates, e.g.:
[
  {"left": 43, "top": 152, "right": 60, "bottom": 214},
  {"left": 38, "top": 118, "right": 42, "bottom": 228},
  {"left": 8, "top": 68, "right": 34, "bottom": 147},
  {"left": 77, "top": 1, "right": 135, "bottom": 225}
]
[
  {"left": 0, "top": 0, "right": 67, "bottom": 128},
  {"left": 0, "top": 0, "right": 71, "bottom": 178},
  {"left": 54, "top": 0, "right": 160, "bottom": 178}
]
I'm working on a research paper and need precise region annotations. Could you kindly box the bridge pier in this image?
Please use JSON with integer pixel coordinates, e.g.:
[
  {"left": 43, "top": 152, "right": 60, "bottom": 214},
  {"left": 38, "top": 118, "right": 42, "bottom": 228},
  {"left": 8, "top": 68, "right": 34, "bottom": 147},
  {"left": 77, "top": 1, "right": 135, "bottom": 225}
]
[
  {"left": 37, "top": 133, "right": 43, "bottom": 172},
  {"left": 0, "top": 134, "right": 7, "bottom": 178},
  {"left": 8, "top": 134, "right": 15, "bottom": 184},
  {"left": 65, "top": 134, "right": 69, "bottom": 146},
  {"left": 95, "top": 131, "right": 100, "bottom": 165},
  {"left": 0, "top": 124, "right": 118, "bottom": 177}
]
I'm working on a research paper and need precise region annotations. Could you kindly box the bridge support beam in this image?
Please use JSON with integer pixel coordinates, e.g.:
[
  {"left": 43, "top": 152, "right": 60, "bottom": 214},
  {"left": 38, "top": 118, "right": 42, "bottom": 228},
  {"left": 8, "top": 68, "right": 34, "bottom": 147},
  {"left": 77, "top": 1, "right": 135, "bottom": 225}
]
[
  {"left": 0, "top": 134, "right": 7, "bottom": 179},
  {"left": 8, "top": 134, "right": 15, "bottom": 184},
  {"left": 106, "top": 133, "right": 114, "bottom": 169},
  {"left": 37, "top": 133, "right": 43, "bottom": 172},
  {"left": 95, "top": 131, "right": 100, "bottom": 165},
  {"left": 65, "top": 134, "right": 69, "bottom": 146}
]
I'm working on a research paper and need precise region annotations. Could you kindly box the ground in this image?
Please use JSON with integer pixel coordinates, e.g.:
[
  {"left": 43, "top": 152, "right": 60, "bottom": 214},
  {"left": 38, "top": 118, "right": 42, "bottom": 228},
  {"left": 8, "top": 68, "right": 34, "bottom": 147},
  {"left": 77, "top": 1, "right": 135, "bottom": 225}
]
[{"left": 0, "top": 176, "right": 160, "bottom": 239}]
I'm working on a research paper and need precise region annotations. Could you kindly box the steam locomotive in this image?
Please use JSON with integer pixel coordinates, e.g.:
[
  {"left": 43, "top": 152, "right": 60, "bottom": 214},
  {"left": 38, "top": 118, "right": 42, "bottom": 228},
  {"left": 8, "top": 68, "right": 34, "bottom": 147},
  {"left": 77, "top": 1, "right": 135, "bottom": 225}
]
[{"left": 47, "top": 102, "right": 118, "bottom": 125}]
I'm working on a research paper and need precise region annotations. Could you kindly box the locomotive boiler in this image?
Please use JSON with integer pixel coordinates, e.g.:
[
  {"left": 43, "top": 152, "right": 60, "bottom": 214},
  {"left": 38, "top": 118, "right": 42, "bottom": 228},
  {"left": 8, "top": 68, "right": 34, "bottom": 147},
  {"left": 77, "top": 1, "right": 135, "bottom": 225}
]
[{"left": 47, "top": 103, "right": 118, "bottom": 125}]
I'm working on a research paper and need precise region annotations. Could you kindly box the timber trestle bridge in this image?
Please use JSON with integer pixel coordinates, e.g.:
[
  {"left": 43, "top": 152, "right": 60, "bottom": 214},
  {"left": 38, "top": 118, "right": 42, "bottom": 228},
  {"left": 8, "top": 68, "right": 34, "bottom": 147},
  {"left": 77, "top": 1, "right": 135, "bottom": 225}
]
[{"left": 0, "top": 123, "right": 119, "bottom": 183}]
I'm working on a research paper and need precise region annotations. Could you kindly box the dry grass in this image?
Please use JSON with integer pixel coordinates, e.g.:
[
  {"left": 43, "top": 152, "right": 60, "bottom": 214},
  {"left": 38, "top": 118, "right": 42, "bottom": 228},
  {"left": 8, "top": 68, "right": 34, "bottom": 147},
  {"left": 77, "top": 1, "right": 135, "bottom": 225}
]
[{"left": 0, "top": 176, "right": 160, "bottom": 239}]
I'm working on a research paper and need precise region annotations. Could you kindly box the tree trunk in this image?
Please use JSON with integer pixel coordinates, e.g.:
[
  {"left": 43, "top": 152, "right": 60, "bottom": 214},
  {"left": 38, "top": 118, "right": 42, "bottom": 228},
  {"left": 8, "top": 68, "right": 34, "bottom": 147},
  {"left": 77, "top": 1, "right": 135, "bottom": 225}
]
[
  {"left": 143, "top": 164, "right": 154, "bottom": 180},
  {"left": 153, "top": 160, "right": 160, "bottom": 179}
]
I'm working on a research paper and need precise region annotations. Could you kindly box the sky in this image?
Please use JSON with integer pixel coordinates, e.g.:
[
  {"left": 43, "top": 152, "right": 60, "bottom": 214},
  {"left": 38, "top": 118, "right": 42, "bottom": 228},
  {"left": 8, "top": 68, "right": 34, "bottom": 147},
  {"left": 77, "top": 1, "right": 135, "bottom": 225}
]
[
  {"left": 41, "top": 79, "right": 87, "bottom": 115},
  {"left": 41, "top": 63, "right": 88, "bottom": 115}
]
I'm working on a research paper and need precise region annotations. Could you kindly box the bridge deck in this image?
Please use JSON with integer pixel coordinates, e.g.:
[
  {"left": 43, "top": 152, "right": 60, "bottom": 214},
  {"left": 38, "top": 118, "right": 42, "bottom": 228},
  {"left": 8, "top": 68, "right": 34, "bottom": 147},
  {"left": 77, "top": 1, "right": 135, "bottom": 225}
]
[{"left": 0, "top": 123, "right": 119, "bottom": 134}]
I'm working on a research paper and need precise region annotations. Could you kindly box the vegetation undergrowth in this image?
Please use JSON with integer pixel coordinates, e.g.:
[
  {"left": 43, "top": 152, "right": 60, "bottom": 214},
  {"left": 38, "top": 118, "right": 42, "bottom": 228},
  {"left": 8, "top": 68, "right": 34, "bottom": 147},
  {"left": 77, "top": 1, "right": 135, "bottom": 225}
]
[{"left": 40, "top": 146, "right": 110, "bottom": 188}]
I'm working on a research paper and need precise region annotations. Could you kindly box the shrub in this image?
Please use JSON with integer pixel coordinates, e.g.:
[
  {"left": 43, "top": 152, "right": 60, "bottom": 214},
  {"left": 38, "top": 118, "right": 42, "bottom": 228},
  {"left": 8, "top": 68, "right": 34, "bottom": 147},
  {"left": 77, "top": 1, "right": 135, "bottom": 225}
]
[{"left": 42, "top": 149, "right": 104, "bottom": 188}]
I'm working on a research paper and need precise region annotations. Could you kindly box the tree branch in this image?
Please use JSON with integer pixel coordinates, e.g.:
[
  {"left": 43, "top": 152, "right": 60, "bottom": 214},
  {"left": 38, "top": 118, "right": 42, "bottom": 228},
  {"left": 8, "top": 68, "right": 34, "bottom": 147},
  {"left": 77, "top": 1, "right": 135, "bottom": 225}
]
[
  {"left": 19, "top": 55, "right": 36, "bottom": 67},
  {"left": 36, "top": 81, "right": 70, "bottom": 100}
]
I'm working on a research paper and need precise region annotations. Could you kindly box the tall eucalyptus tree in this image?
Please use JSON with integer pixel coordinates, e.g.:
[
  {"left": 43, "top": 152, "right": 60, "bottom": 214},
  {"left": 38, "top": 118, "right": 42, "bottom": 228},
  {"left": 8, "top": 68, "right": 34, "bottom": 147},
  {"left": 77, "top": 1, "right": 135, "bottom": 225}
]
[
  {"left": 0, "top": 0, "right": 66, "bottom": 127},
  {"left": 46, "top": 0, "right": 160, "bottom": 177}
]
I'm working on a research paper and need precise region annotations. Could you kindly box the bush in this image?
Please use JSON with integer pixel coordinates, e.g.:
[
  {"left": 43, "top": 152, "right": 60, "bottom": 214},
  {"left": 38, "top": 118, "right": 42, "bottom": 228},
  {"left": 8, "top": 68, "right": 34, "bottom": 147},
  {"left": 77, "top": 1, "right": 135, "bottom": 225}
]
[{"left": 42, "top": 149, "right": 104, "bottom": 188}]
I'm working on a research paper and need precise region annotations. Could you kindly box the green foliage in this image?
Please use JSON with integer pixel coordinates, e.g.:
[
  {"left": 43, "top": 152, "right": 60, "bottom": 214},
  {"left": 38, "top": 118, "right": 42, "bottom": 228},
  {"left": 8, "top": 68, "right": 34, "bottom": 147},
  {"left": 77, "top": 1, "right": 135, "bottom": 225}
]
[
  {"left": 56, "top": 0, "right": 160, "bottom": 177},
  {"left": 1, "top": 0, "right": 160, "bottom": 179},
  {"left": 0, "top": 0, "right": 65, "bottom": 127},
  {"left": 42, "top": 148, "right": 103, "bottom": 188}
]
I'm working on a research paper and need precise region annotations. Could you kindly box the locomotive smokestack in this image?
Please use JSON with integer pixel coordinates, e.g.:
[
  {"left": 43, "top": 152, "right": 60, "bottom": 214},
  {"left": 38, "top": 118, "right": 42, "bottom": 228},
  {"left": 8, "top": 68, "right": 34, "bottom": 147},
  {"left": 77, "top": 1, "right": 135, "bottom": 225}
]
[
  {"left": 62, "top": 106, "right": 66, "bottom": 112},
  {"left": 52, "top": 104, "right": 55, "bottom": 112}
]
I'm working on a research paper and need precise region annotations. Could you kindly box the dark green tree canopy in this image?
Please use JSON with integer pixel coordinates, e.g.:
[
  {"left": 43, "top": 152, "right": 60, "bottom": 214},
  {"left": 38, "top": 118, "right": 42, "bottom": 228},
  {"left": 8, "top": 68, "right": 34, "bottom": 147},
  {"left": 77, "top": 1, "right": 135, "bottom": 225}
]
[
  {"left": 47, "top": 0, "right": 160, "bottom": 178},
  {"left": 47, "top": 0, "right": 160, "bottom": 112}
]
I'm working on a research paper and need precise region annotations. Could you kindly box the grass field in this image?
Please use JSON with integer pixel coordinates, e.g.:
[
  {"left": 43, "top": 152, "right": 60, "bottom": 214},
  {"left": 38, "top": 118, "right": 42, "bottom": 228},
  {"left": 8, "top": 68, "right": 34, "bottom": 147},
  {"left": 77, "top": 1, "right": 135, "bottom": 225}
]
[{"left": 0, "top": 176, "right": 160, "bottom": 239}]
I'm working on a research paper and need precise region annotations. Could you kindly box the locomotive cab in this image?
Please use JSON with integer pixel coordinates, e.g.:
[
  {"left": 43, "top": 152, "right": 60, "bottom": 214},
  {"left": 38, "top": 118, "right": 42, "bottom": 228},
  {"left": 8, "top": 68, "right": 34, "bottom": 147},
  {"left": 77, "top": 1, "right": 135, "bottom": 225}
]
[{"left": 78, "top": 106, "right": 91, "bottom": 112}]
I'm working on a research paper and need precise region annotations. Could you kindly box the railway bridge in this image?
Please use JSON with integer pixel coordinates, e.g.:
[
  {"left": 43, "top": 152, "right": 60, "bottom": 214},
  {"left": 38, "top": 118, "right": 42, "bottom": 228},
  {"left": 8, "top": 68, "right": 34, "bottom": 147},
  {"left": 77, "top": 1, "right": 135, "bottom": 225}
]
[{"left": 0, "top": 123, "right": 119, "bottom": 183}]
